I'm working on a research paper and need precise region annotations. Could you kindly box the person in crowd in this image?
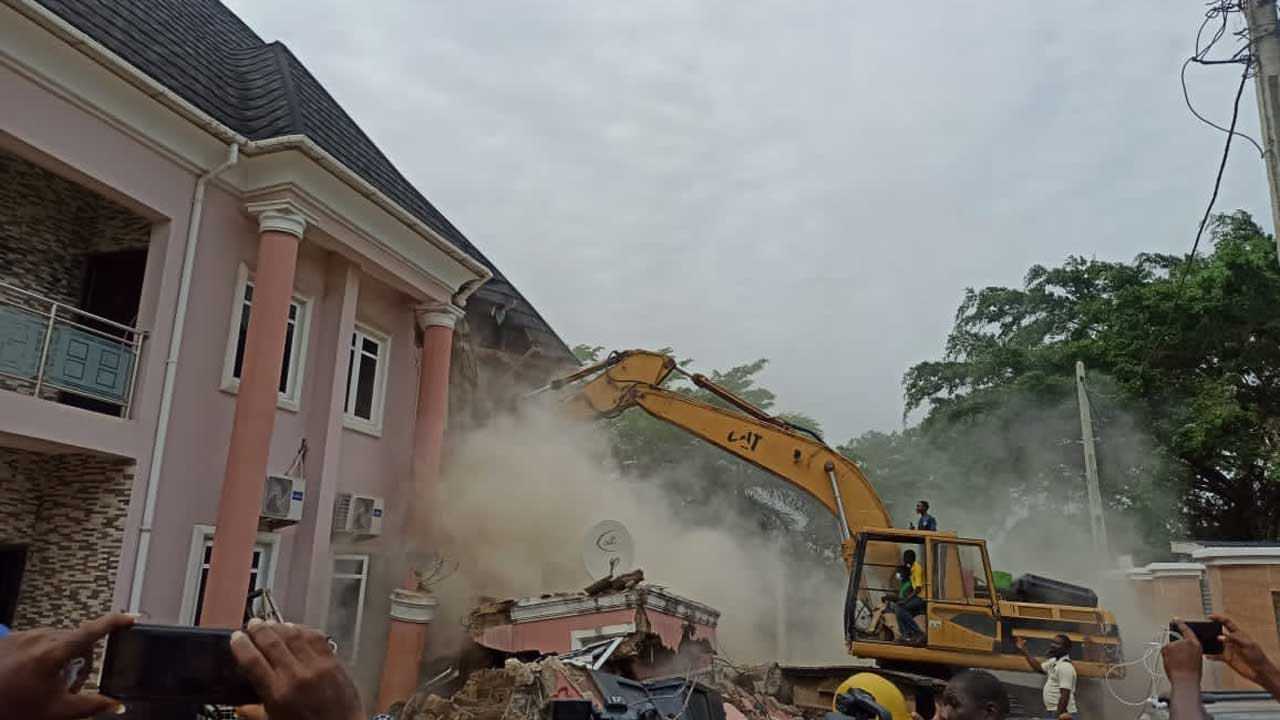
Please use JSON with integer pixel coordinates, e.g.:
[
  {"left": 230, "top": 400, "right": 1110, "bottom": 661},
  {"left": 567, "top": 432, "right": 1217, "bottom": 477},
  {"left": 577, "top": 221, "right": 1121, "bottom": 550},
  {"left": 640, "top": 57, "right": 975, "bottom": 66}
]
[
  {"left": 1015, "top": 634, "right": 1076, "bottom": 720},
  {"left": 1164, "top": 614, "right": 1280, "bottom": 720},
  {"left": 935, "top": 670, "right": 1010, "bottom": 720},
  {"left": 914, "top": 501, "right": 937, "bottom": 532},
  {"left": 0, "top": 612, "right": 363, "bottom": 720},
  {"left": 893, "top": 549, "right": 926, "bottom": 644}
]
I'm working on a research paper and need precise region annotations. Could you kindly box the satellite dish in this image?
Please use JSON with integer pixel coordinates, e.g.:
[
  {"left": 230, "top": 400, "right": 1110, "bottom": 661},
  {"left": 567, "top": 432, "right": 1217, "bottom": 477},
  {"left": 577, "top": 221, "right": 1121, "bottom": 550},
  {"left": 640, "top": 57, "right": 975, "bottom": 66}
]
[{"left": 583, "top": 520, "right": 634, "bottom": 580}]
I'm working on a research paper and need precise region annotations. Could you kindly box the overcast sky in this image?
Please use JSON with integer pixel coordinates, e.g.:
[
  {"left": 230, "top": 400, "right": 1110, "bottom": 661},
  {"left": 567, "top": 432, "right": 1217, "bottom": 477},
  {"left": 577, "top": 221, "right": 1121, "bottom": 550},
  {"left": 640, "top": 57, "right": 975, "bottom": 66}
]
[{"left": 227, "top": 1, "right": 1269, "bottom": 442}]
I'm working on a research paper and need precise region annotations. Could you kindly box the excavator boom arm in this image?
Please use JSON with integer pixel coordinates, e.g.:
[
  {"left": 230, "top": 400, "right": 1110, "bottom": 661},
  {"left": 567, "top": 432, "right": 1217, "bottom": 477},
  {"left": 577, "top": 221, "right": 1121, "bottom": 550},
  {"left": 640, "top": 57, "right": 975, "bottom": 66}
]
[{"left": 553, "top": 350, "right": 891, "bottom": 541}]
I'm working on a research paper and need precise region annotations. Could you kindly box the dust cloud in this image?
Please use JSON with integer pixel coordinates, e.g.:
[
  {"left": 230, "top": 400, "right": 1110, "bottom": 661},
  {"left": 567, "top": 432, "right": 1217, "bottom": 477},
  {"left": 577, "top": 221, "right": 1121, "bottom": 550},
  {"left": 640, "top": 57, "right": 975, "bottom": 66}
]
[
  {"left": 883, "top": 385, "right": 1173, "bottom": 707},
  {"left": 423, "top": 403, "right": 850, "bottom": 664},
  {"left": 420, "top": 381, "right": 1172, "bottom": 682}
]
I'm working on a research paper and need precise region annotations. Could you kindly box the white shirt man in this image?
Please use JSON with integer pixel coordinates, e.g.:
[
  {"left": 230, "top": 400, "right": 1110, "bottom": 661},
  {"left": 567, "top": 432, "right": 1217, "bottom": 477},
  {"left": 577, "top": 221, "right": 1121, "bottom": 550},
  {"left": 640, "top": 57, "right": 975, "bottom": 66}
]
[
  {"left": 1015, "top": 634, "right": 1078, "bottom": 719},
  {"left": 1040, "top": 655, "right": 1077, "bottom": 716}
]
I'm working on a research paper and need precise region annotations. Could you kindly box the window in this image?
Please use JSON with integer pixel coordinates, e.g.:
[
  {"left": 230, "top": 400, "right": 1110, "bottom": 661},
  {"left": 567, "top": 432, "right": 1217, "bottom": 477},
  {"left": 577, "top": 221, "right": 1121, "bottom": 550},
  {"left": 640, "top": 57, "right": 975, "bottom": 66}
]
[
  {"left": 854, "top": 540, "right": 925, "bottom": 598},
  {"left": 326, "top": 555, "right": 369, "bottom": 661},
  {"left": 343, "top": 325, "right": 389, "bottom": 434},
  {"left": 1272, "top": 593, "right": 1280, "bottom": 647},
  {"left": 849, "top": 539, "right": 925, "bottom": 642},
  {"left": 932, "top": 542, "right": 990, "bottom": 604},
  {"left": 181, "top": 525, "right": 279, "bottom": 625},
  {"left": 221, "top": 264, "right": 311, "bottom": 410}
]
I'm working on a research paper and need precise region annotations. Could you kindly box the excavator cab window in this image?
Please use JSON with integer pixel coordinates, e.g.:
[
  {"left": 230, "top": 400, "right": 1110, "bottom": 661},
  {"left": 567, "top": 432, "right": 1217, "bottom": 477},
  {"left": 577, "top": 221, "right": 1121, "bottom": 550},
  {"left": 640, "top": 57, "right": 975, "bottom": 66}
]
[
  {"left": 848, "top": 536, "right": 926, "bottom": 644},
  {"left": 931, "top": 542, "right": 990, "bottom": 604}
]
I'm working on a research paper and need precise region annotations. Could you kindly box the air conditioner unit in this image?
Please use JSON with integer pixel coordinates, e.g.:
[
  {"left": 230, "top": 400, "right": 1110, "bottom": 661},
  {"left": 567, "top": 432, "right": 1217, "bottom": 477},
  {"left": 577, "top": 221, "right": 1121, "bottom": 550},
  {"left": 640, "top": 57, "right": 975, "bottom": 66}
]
[
  {"left": 261, "top": 474, "right": 304, "bottom": 523},
  {"left": 333, "top": 492, "right": 384, "bottom": 536}
]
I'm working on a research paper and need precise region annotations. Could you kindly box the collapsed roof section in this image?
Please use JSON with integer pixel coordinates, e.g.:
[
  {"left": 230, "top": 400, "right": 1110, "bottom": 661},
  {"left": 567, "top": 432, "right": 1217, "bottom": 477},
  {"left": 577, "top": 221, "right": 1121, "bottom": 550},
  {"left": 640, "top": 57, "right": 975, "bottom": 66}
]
[{"left": 468, "top": 572, "right": 720, "bottom": 662}]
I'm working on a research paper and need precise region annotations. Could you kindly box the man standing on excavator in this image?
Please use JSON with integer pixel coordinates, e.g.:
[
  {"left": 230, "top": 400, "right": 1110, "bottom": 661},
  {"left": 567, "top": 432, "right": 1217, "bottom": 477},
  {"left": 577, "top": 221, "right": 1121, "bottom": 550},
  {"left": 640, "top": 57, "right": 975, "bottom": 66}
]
[{"left": 913, "top": 501, "right": 937, "bottom": 531}]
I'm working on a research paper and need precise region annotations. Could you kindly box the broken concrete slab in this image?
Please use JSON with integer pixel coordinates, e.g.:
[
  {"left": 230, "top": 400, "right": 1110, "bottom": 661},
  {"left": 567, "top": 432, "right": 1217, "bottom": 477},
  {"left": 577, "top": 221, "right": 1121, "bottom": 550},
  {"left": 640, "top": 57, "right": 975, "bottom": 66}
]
[{"left": 466, "top": 576, "right": 719, "bottom": 668}]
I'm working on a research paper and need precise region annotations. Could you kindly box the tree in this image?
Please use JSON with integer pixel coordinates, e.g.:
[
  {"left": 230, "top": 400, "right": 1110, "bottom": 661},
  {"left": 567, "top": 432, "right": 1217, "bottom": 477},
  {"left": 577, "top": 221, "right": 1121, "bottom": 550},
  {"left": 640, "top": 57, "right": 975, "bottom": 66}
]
[
  {"left": 847, "top": 212, "right": 1280, "bottom": 544},
  {"left": 571, "top": 344, "right": 604, "bottom": 364}
]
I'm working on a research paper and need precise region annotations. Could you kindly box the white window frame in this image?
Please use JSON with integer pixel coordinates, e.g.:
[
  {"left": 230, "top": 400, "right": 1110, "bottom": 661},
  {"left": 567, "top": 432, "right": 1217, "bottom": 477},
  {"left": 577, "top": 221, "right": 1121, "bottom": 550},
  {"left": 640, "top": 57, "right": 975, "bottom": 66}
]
[
  {"left": 342, "top": 323, "right": 390, "bottom": 436},
  {"left": 220, "top": 263, "right": 312, "bottom": 412},
  {"left": 179, "top": 524, "right": 281, "bottom": 626},
  {"left": 327, "top": 554, "right": 369, "bottom": 661}
]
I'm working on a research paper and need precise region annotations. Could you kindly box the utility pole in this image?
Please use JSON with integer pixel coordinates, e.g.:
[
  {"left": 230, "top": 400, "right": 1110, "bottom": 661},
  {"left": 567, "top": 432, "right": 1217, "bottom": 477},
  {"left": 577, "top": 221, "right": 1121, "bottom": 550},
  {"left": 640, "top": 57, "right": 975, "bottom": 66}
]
[
  {"left": 1244, "top": 0, "right": 1280, "bottom": 250},
  {"left": 1075, "top": 361, "right": 1109, "bottom": 555},
  {"left": 775, "top": 561, "right": 788, "bottom": 663}
]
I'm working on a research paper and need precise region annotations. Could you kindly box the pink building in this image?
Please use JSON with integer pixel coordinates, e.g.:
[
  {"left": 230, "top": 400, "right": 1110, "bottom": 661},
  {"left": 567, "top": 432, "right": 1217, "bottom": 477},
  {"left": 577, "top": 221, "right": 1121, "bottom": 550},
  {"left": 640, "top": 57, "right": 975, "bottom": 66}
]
[{"left": 0, "top": 0, "right": 573, "bottom": 704}]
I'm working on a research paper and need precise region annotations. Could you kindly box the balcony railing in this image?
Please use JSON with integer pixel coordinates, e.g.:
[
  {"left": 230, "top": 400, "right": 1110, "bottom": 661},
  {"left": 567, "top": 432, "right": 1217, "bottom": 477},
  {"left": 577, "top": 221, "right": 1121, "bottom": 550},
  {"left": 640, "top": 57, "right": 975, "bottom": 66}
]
[{"left": 0, "top": 281, "right": 146, "bottom": 417}]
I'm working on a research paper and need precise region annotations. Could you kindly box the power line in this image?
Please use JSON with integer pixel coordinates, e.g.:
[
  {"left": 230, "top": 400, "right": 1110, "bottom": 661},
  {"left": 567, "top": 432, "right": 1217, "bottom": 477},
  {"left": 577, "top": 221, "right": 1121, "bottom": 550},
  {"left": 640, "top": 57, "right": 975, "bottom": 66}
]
[
  {"left": 1182, "top": 0, "right": 1264, "bottom": 156},
  {"left": 1196, "top": 0, "right": 1233, "bottom": 56},
  {"left": 1179, "top": 57, "right": 1253, "bottom": 290},
  {"left": 1182, "top": 57, "right": 1265, "bottom": 157}
]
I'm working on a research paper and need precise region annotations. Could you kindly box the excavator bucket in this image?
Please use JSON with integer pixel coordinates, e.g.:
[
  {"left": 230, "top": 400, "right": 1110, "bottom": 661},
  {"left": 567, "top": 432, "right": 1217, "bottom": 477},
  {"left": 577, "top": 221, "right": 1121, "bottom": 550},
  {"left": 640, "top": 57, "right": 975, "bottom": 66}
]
[{"left": 556, "top": 350, "right": 676, "bottom": 418}]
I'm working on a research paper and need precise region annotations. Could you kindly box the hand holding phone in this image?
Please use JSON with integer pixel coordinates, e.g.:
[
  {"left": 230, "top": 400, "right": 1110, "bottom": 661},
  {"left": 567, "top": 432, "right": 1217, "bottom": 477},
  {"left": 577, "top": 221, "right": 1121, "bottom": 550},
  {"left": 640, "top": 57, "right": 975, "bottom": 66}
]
[
  {"left": 1169, "top": 619, "right": 1224, "bottom": 655},
  {"left": 0, "top": 612, "right": 135, "bottom": 720},
  {"left": 1211, "top": 614, "right": 1280, "bottom": 690},
  {"left": 230, "top": 620, "right": 363, "bottom": 720},
  {"left": 1164, "top": 621, "right": 1205, "bottom": 685},
  {"left": 99, "top": 624, "right": 259, "bottom": 706},
  {"left": 100, "top": 620, "right": 361, "bottom": 720}
]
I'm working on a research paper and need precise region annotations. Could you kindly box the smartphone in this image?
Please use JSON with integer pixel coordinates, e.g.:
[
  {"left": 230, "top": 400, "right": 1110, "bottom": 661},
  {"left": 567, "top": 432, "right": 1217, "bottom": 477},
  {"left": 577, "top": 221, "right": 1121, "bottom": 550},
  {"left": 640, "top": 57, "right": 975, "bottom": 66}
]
[
  {"left": 1170, "top": 619, "right": 1224, "bottom": 654},
  {"left": 99, "top": 624, "right": 259, "bottom": 705}
]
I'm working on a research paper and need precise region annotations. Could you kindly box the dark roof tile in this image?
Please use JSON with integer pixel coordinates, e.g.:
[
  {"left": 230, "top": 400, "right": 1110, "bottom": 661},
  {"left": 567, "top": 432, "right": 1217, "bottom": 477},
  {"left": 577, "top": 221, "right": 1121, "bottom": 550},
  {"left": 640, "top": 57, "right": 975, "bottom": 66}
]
[{"left": 34, "top": 0, "right": 572, "bottom": 360}]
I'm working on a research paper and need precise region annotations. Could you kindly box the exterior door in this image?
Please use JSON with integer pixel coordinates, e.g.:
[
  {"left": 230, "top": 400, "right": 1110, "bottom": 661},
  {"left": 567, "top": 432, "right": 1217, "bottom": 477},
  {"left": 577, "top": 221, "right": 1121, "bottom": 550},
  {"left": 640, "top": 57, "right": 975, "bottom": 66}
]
[
  {"left": 925, "top": 539, "right": 998, "bottom": 653},
  {"left": 80, "top": 250, "right": 147, "bottom": 327},
  {"left": 0, "top": 544, "right": 27, "bottom": 626},
  {"left": 59, "top": 250, "right": 147, "bottom": 414}
]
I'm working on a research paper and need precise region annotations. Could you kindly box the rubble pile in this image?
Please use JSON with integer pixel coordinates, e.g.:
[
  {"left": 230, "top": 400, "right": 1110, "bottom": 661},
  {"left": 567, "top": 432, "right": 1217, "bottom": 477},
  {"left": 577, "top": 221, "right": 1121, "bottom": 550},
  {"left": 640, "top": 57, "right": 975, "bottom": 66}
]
[
  {"left": 399, "top": 658, "right": 597, "bottom": 720},
  {"left": 711, "top": 662, "right": 810, "bottom": 720},
  {"left": 406, "top": 578, "right": 816, "bottom": 720},
  {"left": 394, "top": 654, "right": 816, "bottom": 720},
  {"left": 715, "top": 682, "right": 807, "bottom": 720}
]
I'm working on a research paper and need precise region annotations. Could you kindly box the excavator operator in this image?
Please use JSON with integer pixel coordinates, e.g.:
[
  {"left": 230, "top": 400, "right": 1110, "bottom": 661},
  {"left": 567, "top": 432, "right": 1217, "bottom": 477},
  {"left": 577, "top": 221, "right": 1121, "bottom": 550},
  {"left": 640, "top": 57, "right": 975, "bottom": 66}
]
[{"left": 893, "top": 549, "right": 926, "bottom": 645}]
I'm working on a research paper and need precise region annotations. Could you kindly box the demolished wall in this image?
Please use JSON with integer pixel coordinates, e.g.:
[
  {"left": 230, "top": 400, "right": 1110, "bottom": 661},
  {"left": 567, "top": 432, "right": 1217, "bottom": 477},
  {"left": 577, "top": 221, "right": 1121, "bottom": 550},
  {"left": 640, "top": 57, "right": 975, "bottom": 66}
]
[{"left": 465, "top": 573, "right": 719, "bottom": 680}]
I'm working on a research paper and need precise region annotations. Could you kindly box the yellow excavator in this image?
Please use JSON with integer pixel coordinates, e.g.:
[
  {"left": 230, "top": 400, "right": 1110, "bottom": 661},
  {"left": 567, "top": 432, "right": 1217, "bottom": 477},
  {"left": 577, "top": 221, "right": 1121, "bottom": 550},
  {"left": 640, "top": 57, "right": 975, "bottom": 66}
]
[{"left": 541, "top": 349, "right": 1123, "bottom": 684}]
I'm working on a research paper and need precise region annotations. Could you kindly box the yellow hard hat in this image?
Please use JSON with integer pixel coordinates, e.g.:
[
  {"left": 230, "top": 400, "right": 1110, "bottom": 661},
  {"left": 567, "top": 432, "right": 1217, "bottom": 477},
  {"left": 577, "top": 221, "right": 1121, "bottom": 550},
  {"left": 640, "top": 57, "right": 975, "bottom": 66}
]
[{"left": 833, "top": 673, "right": 909, "bottom": 720}]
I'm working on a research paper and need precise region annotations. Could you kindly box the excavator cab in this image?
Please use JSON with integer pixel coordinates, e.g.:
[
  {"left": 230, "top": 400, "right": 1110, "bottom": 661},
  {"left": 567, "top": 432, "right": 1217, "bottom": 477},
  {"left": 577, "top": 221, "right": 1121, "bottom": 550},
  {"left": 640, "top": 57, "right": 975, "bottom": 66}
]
[
  {"left": 846, "top": 528, "right": 1124, "bottom": 677},
  {"left": 846, "top": 529, "right": 1000, "bottom": 659}
]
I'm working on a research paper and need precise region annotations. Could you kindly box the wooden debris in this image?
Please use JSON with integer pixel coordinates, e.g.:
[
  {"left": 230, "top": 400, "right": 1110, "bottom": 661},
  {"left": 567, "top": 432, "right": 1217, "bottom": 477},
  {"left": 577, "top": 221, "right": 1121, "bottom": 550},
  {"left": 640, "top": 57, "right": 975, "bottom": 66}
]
[{"left": 582, "top": 569, "right": 645, "bottom": 596}]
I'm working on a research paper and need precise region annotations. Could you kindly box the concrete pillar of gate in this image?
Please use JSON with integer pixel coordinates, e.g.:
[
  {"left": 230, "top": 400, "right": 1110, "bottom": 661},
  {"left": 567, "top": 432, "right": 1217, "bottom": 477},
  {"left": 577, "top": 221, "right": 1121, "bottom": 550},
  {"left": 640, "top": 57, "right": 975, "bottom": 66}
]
[
  {"left": 1146, "top": 563, "right": 1206, "bottom": 622},
  {"left": 375, "top": 302, "right": 464, "bottom": 710},
  {"left": 200, "top": 201, "right": 307, "bottom": 628}
]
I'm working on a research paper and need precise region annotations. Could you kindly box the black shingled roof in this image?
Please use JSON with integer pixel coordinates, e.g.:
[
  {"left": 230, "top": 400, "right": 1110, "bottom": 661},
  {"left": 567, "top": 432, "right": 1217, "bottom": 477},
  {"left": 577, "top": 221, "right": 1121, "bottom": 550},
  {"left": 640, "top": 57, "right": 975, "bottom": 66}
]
[{"left": 34, "top": 0, "right": 572, "bottom": 359}]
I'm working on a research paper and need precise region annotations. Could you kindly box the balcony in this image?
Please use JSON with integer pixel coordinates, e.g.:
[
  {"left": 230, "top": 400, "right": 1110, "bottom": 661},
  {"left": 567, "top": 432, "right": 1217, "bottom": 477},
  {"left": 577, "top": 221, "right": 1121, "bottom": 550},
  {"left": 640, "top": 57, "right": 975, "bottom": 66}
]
[{"left": 0, "top": 281, "right": 145, "bottom": 417}]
